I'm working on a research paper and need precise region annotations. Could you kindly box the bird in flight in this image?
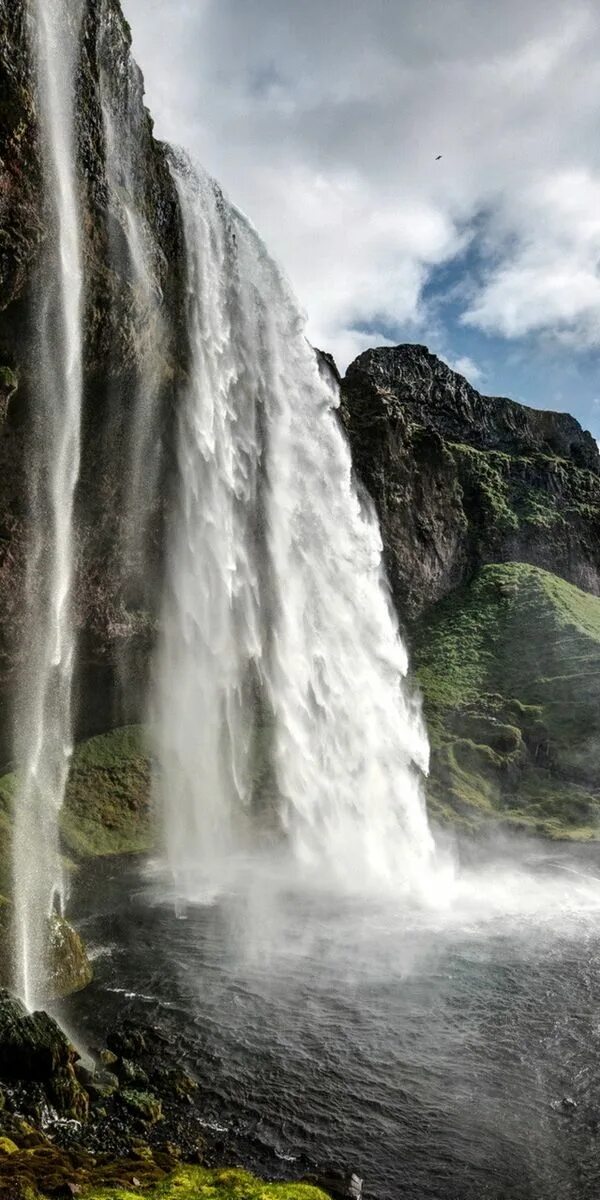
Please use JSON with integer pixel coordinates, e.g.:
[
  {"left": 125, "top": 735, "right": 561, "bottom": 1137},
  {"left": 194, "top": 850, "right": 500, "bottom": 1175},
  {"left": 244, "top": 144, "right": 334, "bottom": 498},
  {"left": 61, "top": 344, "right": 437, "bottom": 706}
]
[{"left": 436, "top": 154, "right": 442, "bottom": 160}]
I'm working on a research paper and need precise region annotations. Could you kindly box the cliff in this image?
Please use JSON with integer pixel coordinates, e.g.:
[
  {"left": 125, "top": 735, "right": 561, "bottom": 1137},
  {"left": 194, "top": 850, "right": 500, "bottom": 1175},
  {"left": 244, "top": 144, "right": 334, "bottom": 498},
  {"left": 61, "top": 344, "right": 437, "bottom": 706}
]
[
  {"left": 0, "top": 0, "right": 184, "bottom": 767},
  {"left": 341, "top": 344, "right": 600, "bottom": 621},
  {"left": 341, "top": 346, "right": 600, "bottom": 838}
]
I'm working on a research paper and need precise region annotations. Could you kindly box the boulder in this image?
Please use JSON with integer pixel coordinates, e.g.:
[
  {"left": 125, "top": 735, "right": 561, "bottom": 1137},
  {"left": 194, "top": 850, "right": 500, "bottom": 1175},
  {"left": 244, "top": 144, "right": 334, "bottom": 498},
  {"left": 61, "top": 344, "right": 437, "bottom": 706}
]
[
  {"left": 0, "top": 989, "right": 88, "bottom": 1119},
  {"left": 0, "top": 903, "right": 92, "bottom": 1000}
]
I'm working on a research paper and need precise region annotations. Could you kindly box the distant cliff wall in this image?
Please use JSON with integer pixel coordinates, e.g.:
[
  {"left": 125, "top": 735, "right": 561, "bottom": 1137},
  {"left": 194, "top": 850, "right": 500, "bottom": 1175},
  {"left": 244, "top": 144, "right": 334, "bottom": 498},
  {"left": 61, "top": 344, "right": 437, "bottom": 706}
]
[{"left": 341, "top": 344, "right": 600, "bottom": 622}]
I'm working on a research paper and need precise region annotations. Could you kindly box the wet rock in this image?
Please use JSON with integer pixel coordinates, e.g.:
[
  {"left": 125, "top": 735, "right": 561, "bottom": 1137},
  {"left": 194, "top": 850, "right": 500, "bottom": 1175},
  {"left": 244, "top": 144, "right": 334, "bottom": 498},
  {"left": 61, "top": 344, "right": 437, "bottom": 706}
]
[
  {"left": 0, "top": 906, "right": 93, "bottom": 1000},
  {"left": 165, "top": 1068, "right": 197, "bottom": 1100},
  {"left": 306, "top": 1167, "right": 363, "bottom": 1199},
  {"left": 120, "top": 1089, "right": 163, "bottom": 1125},
  {"left": 98, "top": 1049, "right": 118, "bottom": 1068},
  {"left": 108, "top": 1025, "right": 147, "bottom": 1059},
  {"left": 0, "top": 990, "right": 88, "bottom": 1119},
  {"left": 47, "top": 916, "right": 93, "bottom": 999},
  {"left": 75, "top": 1063, "right": 119, "bottom": 1101},
  {"left": 117, "top": 1057, "right": 149, "bottom": 1086}
]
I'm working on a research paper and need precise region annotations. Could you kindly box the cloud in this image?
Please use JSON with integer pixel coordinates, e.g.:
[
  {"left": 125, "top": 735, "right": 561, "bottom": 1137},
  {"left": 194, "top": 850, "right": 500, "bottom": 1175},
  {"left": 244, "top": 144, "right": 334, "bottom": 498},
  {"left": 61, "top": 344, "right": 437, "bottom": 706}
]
[
  {"left": 122, "top": 0, "right": 600, "bottom": 370},
  {"left": 446, "top": 356, "right": 484, "bottom": 386}
]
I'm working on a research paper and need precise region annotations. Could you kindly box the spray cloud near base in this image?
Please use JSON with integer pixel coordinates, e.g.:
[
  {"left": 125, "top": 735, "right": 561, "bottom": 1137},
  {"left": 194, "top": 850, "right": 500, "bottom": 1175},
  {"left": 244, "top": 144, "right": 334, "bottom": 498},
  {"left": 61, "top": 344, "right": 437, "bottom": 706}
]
[{"left": 154, "top": 153, "right": 437, "bottom": 902}]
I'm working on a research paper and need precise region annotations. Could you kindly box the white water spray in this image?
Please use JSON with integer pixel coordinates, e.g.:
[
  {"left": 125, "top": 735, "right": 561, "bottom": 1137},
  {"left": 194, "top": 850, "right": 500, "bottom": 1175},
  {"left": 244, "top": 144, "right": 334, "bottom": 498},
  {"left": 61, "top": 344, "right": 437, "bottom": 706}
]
[
  {"left": 97, "top": 1, "right": 166, "bottom": 576},
  {"left": 12, "top": 0, "right": 84, "bottom": 1008},
  {"left": 156, "top": 156, "right": 435, "bottom": 899}
]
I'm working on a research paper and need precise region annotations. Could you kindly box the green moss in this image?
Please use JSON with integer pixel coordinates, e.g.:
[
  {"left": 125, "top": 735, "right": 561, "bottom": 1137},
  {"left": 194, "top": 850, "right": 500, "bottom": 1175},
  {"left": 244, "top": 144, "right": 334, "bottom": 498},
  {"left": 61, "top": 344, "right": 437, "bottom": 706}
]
[
  {"left": 47, "top": 914, "right": 93, "bottom": 997},
  {"left": 120, "top": 1090, "right": 163, "bottom": 1125},
  {"left": 450, "top": 443, "right": 519, "bottom": 532},
  {"left": 0, "top": 367, "right": 17, "bottom": 394},
  {"left": 60, "top": 726, "right": 153, "bottom": 858},
  {"left": 80, "top": 1166, "right": 330, "bottom": 1200},
  {"left": 448, "top": 442, "right": 600, "bottom": 535},
  {"left": 413, "top": 563, "right": 600, "bottom": 838},
  {"left": 0, "top": 726, "right": 153, "bottom": 876}
]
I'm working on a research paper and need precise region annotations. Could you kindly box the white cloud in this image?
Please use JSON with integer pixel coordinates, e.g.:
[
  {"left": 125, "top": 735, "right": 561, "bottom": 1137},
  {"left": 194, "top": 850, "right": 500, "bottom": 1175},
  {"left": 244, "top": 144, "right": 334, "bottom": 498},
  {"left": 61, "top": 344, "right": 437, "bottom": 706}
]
[
  {"left": 122, "top": 0, "right": 600, "bottom": 370},
  {"left": 446, "top": 356, "right": 484, "bottom": 386}
]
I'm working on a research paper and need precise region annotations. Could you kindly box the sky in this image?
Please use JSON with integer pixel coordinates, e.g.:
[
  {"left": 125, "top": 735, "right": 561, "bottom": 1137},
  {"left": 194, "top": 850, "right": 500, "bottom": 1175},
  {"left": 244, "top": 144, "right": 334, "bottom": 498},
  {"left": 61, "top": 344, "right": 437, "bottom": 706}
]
[{"left": 122, "top": 0, "right": 600, "bottom": 436}]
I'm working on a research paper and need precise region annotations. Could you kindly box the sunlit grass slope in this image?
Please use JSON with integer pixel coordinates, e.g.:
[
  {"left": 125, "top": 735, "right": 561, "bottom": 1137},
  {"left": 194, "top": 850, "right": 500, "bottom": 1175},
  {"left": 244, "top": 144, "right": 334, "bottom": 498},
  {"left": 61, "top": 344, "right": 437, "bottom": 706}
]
[
  {"left": 80, "top": 1169, "right": 330, "bottom": 1199},
  {"left": 413, "top": 562, "right": 600, "bottom": 838}
]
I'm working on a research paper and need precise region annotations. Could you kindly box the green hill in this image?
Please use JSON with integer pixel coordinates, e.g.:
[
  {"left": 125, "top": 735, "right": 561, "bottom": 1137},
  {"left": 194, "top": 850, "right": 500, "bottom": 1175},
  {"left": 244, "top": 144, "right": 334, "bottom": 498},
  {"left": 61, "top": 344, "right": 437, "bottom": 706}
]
[{"left": 412, "top": 562, "right": 600, "bottom": 839}]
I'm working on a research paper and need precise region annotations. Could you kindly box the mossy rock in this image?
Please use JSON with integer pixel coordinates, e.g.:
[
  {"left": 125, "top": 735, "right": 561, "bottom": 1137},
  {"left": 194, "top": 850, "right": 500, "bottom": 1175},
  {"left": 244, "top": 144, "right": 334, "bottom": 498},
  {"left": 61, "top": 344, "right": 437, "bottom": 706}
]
[
  {"left": 0, "top": 726, "right": 153, "bottom": 908},
  {"left": 120, "top": 1089, "right": 163, "bottom": 1125},
  {"left": 47, "top": 914, "right": 93, "bottom": 997},
  {"left": 413, "top": 562, "right": 600, "bottom": 838},
  {"left": 0, "top": 902, "right": 92, "bottom": 999},
  {"left": 0, "top": 989, "right": 88, "bottom": 1120},
  {"left": 60, "top": 726, "right": 154, "bottom": 859}
]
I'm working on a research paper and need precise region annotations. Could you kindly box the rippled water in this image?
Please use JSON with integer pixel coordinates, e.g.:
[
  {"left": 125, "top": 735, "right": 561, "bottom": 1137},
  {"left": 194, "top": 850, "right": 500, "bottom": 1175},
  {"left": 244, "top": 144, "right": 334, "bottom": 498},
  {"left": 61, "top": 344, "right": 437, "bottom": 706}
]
[{"left": 65, "top": 843, "right": 600, "bottom": 1199}]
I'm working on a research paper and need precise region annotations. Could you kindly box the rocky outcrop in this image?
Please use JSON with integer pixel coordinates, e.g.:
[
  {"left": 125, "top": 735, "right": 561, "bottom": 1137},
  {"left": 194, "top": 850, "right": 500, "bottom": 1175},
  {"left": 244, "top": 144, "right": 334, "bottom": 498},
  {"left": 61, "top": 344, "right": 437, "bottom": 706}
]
[
  {"left": 0, "top": 901, "right": 93, "bottom": 999},
  {"left": 341, "top": 345, "right": 600, "bottom": 837},
  {"left": 0, "top": 1005, "right": 335, "bottom": 1198},
  {"left": 341, "top": 345, "right": 600, "bottom": 621},
  {"left": 0, "top": 989, "right": 88, "bottom": 1118}
]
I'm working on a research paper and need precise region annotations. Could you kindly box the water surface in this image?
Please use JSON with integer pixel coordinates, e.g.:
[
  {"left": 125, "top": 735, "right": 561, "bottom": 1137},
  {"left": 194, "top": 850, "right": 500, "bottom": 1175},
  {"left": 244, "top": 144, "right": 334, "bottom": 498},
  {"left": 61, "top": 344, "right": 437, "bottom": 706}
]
[{"left": 66, "top": 844, "right": 600, "bottom": 1200}]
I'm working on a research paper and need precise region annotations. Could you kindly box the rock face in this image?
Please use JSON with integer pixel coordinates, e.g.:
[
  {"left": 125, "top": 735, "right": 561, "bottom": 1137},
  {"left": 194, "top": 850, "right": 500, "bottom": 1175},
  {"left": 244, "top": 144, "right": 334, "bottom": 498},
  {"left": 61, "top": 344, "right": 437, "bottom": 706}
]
[
  {"left": 341, "top": 345, "right": 600, "bottom": 621},
  {"left": 0, "top": 0, "right": 185, "bottom": 769},
  {"left": 0, "top": 989, "right": 88, "bottom": 1117},
  {"left": 341, "top": 346, "right": 600, "bottom": 837}
]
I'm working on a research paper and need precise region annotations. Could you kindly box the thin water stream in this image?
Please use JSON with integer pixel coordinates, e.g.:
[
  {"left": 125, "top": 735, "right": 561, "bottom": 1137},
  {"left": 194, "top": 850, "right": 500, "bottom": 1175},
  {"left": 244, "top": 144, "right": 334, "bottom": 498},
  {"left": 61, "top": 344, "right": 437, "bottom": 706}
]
[{"left": 13, "top": 0, "right": 84, "bottom": 1009}]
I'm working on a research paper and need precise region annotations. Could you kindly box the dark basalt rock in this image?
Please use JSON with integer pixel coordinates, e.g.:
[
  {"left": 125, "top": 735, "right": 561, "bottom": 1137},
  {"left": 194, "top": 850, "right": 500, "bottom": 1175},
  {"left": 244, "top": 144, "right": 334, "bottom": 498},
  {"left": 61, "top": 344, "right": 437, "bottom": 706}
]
[
  {"left": 345, "top": 344, "right": 599, "bottom": 469},
  {"left": 341, "top": 344, "right": 600, "bottom": 620},
  {"left": 0, "top": 989, "right": 88, "bottom": 1119}
]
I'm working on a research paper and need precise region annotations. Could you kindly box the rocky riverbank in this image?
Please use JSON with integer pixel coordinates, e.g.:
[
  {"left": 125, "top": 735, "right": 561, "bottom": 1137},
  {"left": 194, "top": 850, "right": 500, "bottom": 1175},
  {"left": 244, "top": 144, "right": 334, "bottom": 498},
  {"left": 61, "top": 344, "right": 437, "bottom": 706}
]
[{"left": 0, "top": 989, "right": 364, "bottom": 1200}]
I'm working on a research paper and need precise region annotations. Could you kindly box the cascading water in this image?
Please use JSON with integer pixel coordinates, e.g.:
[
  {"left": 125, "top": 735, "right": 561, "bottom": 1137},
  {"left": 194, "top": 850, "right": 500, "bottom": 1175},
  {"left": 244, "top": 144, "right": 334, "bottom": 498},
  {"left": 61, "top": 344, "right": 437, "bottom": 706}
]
[
  {"left": 97, "top": 1, "right": 166, "bottom": 585},
  {"left": 154, "top": 160, "right": 264, "bottom": 893},
  {"left": 12, "top": 0, "right": 84, "bottom": 1009},
  {"left": 156, "top": 154, "right": 436, "bottom": 898}
]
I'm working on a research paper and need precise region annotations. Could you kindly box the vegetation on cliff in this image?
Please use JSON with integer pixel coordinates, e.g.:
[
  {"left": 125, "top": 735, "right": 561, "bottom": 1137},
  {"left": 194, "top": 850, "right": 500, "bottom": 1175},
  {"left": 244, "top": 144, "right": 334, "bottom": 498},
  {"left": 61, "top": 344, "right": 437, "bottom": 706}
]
[
  {"left": 341, "top": 345, "right": 600, "bottom": 622},
  {"left": 413, "top": 562, "right": 600, "bottom": 838}
]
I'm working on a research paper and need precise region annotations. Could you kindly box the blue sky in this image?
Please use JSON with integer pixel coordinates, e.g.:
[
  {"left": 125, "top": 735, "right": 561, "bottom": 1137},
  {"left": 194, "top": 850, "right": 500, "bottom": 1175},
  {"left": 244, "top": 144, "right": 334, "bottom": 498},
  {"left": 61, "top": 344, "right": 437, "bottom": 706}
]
[{"left": 123, "top": 0, "right": 600, "bottom": 438}]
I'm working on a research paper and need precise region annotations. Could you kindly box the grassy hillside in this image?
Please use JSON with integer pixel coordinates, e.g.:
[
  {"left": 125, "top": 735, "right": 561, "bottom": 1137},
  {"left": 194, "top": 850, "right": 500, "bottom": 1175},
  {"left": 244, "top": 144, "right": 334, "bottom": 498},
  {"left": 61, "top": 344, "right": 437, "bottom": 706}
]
[{"left": 412, "top": 562, "right": 600, "bottom": 839}]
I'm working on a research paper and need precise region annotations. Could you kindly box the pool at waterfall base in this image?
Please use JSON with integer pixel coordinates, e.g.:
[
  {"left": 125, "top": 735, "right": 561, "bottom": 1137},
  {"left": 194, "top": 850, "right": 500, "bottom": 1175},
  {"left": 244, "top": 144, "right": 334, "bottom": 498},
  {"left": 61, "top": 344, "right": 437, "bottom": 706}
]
[{"left": 62, "top": 841, "right": 600, "bottom": 1200}]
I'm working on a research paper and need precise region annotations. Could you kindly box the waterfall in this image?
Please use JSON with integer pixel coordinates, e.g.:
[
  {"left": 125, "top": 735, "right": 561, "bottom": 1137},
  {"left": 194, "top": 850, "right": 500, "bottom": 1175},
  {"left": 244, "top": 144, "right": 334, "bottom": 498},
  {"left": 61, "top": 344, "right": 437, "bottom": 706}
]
[
  {"left": 97, "top": 1, "right": 166, "bottom": 599},
  {"left": 156, "top": 154, "right": 435, "bottom": 897},
  {"left": 12, "top": 0, "right": 84, "bottom": 1008}
]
